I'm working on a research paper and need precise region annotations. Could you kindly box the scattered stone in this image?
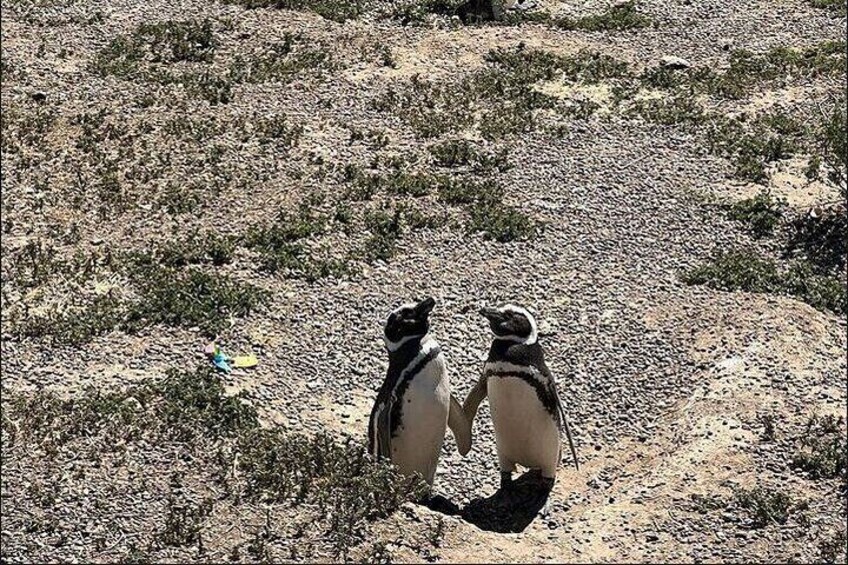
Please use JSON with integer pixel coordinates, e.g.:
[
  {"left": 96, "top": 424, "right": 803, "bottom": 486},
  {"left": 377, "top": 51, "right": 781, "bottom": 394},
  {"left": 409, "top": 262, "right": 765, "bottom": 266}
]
[{"left": 660, "top": 55, "right": 691, "bottom": 69}]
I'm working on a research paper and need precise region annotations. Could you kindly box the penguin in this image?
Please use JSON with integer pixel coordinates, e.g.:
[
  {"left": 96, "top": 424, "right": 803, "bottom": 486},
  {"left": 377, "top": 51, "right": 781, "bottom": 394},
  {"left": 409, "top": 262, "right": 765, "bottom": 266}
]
[
  {"left": 368, "top": 297, "right": 471, "bottom": 487},
  {"left": 463, "top": 304, "right": 578, "bottom": 490}
]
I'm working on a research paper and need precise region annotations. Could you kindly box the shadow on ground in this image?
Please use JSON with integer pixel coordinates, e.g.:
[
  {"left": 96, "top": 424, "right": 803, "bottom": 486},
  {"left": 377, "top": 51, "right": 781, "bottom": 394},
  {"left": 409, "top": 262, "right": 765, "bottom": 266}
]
[{"left": 425, "top": 471, "right": 552, "bottom": 533}]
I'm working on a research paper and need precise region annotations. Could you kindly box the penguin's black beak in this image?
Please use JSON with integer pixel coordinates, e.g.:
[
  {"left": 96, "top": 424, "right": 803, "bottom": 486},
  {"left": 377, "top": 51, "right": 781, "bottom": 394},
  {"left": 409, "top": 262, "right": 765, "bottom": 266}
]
[
  {"left": 479, "top": 306, "right": 502, "bottom": 322},
  {"left": 414, "top": 296, "right": 436, "bottom": 317}
]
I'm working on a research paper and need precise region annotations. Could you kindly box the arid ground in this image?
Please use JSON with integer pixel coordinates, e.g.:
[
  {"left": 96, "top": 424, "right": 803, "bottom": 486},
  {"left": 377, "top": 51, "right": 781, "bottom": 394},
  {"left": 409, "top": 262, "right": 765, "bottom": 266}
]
[{"left": 1, "top": 0, "right": 846, "bottom": 563}]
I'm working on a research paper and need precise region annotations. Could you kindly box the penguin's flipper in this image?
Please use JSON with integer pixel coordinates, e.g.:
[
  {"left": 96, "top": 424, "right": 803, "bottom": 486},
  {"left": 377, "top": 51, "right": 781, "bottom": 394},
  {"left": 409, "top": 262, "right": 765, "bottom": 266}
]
[
  {"left": 377, "top": 402, "right": 392, "bottom": 459},
  {"left": 462, "top": 377, "right": 488, "bottom": 426},
  {"left": 562, "top": 414, "right": 579, "bottom": 471},
  {"left": 448, "top": 394, "right": 472, "bottom": 456}
]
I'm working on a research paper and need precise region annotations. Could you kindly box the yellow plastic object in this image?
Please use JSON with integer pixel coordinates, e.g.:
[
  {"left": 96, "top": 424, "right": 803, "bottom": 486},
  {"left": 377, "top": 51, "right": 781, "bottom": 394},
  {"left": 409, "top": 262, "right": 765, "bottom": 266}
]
[{"left": 233, "top": 354, "right": 258, "bottom": 368}]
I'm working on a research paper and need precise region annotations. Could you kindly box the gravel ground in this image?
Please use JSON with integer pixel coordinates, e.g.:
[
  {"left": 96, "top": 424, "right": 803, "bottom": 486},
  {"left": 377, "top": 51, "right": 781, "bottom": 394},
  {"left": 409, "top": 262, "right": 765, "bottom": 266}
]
[{"left": 1, "top": 0, "right": 846, "bottom": 562}]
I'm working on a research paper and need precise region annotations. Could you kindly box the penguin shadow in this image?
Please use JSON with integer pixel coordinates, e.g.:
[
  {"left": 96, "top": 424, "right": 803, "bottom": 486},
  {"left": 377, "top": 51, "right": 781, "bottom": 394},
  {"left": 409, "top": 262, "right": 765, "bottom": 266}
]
[{"left": 426, "top": 471, "right": 552, "bottom": 533}]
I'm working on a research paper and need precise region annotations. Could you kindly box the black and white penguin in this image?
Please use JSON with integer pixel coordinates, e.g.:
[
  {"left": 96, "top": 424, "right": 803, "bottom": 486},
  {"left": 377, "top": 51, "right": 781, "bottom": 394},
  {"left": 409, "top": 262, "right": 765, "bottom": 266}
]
[
  {"left": 463, "top": 304, "right": 578, "bottom": 490},
  {"left": 368, "top": 297, "right": 471, "bottom": 487}
]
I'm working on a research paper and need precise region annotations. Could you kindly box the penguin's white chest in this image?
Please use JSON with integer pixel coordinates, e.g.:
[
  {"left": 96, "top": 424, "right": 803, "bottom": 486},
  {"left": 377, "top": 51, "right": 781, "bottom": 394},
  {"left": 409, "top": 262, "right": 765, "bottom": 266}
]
[
  {"left": 488, "top": 374, "right": 560, "bottom": 477},
  {"left": 391, "top": 355, "right": 450, "bottom": 484}
]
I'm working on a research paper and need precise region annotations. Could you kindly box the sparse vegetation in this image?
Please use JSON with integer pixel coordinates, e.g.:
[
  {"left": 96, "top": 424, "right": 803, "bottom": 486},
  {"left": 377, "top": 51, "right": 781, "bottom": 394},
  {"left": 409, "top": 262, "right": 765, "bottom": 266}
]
[
  {"left": 639, "top": 42, "right": 846, "bottom": 100},
  {"left": 1, "top": 53, "right": 13, "bottom": 82},
  {"left": 157, "top": 495, "right": 213, "bottom": 548},
  {"left": 2, "top": 366, "right": 426, "bottom": 560},
  {"left": 554, "top": 1, "right": 654, "bottom": 32},
  {"left": 792, "top": 415, "right": 847, "bottom": 480},
  {"left": 123, "top": 264, "right": 266, "bottom": 336},
  {"left": 244, "top": 202, "right": 351, "bottom": 281},
  {"left": 689, "top": 492, "right": 726, "bottom": 514},
  {"left": 129, "top": 232, "right": 237, "bottom": 268},
  {"left": 229, "top": 35, "right": 332, "bottom": 84},
  {"left": 362, "top": 207, "right": 404, "bottom": 262},
  {"left": 91, "top": 25, "right": 331, "bottom": 104},
  {"left": 627, "top": 94, "right": 706, "bottom": 126},
  {"left": 429, "top": 139, "right": 511, "bottom": 172},
  {"left": 437, "top": 177, "right": 502, "bottom": 206},
  {"left": 787, "top": 207, "right": 847, "bottom": 275},
  {"left": 3, "top": 1, "right": 846, "bottom": 562},
  {"left": 727, "top": 191, "right": 786, "bottom": 237},
  {"left": 6, "top": 238, "right": 266, "bottom": 343},
  {"left": 90, "top": 19, "right": 216, "bottom": 78},
  {"left": 223, "top": 0, "right": 367, "bottom": 22},
  {"left": 468, "top": 201, "right": 535, "bottom": 242},
  {"left": 3, "top": 367, "right": 258, "bottom": 449},
  {"left": 817, "top": 529, "right": 848, "bottom": 564},
  {"left": 683, "top": 250, "right": 846, "bottom": 315},
  {"left": 378, "top": 46, "right": 630, "bottom": 139},
  {"left": 810, "top": 0, "right": 848, "bottom": 15},
  {"left": 808, "top": 95, "right": 847, "bottom": 199},
  {"left": 705, "top": 112, "right": 805, "bottom": 182},
  {"left": 733, "top": 486, "right": 796, "bottom": 527},
  {"left": 15, "top": 293, "right": 127, "bottom": 347}
]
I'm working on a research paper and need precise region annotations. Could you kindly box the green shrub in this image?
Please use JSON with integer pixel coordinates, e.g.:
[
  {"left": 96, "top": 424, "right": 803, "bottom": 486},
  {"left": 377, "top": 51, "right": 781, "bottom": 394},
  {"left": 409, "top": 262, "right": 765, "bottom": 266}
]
[
  {"left": 810, "top": 95, "right": 847, "bottom": 197},
  {"left": 123, "top": 265, "right": 266, "bottom": 335},
  {"left": 683, "top": 250, "right": 846, "bottom": 314},
  {"left": 229, "top": 36, "right": 331, "bottom": 84},
  {"left": 733, "top": 486, "right": 795, "bottom": 527},
  {"left": 237, "top": 429, "right": 427, "bottom": 558},
  {"left": 628, "top": 94, "right": 706, "bottom": 126},
  {"left": 242, "top": 204, "right": 350, "bottom": 280},
  {"left": 90, "top": 19, "right": 215, "bottom": 78},
  {"left": 727, "top": 191, "right": 785, "bottom": 237},
  {"left": 128, "top": 232, "right": 236, "bottom": 268},
  {"left": 18, "top": 294, "right": 126, "bottom": 345},
  {"left": 705, "top": 113, "right": 803, "bottom": 182},
  {"left": 793, "top": 415, "right": 847, "bottom": 479},
  {"left": 437, "top": 177, "right": 502, "bottom": 206},
  {"left": 153, "top": 368, "right": 259, "bottom": 441},
  {"left": 555, "top": 1, "right": 654, "bottom": 32},
  {"left": 810, "top": 0, "right": 848, "bottom": 14},
  {"left": 429, "top": 139, "right": 510, "bottom": 172},
  {"left": 2, "top": 364, "right": 424, "bottom": 559},
  {"left": 135, "top": 19, "right": 215, "bottom": 63},
  {"left": 3, "top": 367, "right": 257, "bottom": 448},
  {"left": 468, "top": 202, "right": 535, "bottom": 242},
  {"left": 362, "top": 208, "right": 404, "bottom": 262},
  {"left": 223, "top": 0, "right": 366, "bottom": 22}
]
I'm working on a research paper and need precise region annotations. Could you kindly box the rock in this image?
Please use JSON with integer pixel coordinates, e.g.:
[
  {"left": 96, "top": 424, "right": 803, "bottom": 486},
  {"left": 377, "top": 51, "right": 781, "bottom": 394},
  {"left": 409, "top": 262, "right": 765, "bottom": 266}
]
[{"left": 660, "top": 55, "right": 691, "bottom": 70}]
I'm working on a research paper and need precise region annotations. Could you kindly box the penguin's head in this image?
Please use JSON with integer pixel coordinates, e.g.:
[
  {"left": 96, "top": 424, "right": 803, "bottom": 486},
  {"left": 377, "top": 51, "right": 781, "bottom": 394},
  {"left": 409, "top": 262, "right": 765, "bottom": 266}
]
[
  {"left": 384, "top": 297, "right": 436, "bottom": 351},
  {"left": 480, "top": 304, "right": 538, "bottom": 345}
]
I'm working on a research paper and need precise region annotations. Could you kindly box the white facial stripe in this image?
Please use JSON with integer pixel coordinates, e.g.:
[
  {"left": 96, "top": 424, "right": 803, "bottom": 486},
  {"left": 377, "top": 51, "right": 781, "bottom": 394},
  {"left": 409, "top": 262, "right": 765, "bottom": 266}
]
[
  {"left": 384, "top": 333, "right": 424, "bottom": 352},
  {"left": 391, "top": 302, "right": 417, "bottom": 316},
  {"left": 495, "top": 304, "right": 538, "bottom": 345},
  {"left": 384, "top": 302, "right": 428, "bottom": 351},
  {"left": 484, "top": 361, "right": 546, "bottom": 385}
]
